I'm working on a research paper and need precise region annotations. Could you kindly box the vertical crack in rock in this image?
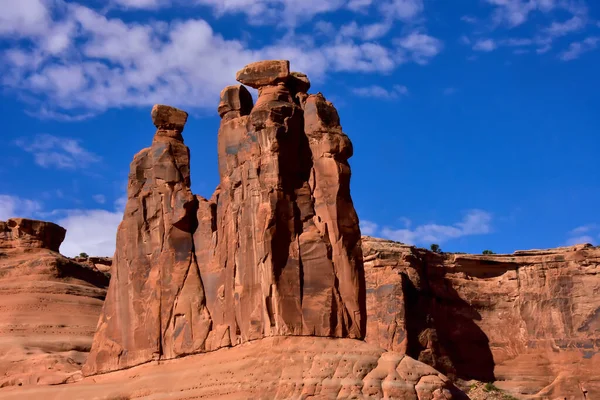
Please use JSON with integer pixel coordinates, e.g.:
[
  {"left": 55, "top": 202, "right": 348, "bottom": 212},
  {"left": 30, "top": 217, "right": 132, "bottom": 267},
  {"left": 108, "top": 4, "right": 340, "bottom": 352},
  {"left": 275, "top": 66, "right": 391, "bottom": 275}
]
[{"left": 84, "top": 60, "right": 367, "bottom": 375}]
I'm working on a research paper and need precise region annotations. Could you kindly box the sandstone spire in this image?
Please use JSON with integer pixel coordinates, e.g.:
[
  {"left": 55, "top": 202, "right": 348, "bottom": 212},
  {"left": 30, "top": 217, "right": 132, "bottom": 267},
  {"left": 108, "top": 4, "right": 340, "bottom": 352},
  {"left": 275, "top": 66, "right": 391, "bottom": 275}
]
[{"left": 84, "top": 60, "right": 366, "bottom": 375}]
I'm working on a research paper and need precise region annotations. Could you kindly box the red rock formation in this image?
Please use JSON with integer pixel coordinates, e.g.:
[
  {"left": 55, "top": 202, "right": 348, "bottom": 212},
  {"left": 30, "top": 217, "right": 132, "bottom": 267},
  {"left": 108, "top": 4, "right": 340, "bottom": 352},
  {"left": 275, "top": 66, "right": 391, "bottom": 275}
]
[
  {"left": 84, "top": 60, "right": 366, "bottom": 375},
  {"left": 6, "top": 337, "right": 465, "bottom": 400},
  {"left": 0, "top": 218, "right": 65, "bottom": 252},
  {"left": 0, "top": 218, "right": 108, "bottom": 387},
  {"left": 362, "top": 236, "right": 600, "bottom": 399}
]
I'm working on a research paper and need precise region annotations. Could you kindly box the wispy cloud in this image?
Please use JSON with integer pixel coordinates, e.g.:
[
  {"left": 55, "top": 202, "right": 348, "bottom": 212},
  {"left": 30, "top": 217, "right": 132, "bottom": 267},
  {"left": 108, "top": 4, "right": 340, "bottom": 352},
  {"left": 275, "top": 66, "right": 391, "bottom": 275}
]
[
  {"left": 352, "top": 84, "right": 409, "bottom": 99},
  {"left": 15, "top": 134, "right": 101, "bottom": 170},
  {"left": 565, "top": 224, "right": 598, "bottom": 245},
  {"left": 365, "top": 209, "right": 493, "bottom": 245},
  {"left": 0, "top": 195, "right": 42, "bottom": 221},
  {"left": 360, "top": 220, "right": 379, "bottom": 236},
  {"left": 473, "top": 39, "right": 497, "bottom": 52},
  {"left": 461, "top": 15, "right": 478, "bottom": 24},
  {"left": 559, "top": 36, "right": 599, "bottom": 61}
]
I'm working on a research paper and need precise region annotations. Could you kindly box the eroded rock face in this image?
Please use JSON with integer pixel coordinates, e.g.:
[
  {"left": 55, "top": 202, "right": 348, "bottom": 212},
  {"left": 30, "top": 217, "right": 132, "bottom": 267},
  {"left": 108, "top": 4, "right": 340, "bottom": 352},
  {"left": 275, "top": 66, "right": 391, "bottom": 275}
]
[
  {"left": 0, "top": 218, "right": 66, "bottom": 252},
  {"left": 0, "top": 219, "right": 108, "bottom": 387},
  {"left": 6, "top": 337, "right": 465, "bottom": 400},
  {"left": 362, "top": 237, "right": 600, "bottom": 399},
  {"left": 84, "top": 61, "right": 366, "bottom": 375}
]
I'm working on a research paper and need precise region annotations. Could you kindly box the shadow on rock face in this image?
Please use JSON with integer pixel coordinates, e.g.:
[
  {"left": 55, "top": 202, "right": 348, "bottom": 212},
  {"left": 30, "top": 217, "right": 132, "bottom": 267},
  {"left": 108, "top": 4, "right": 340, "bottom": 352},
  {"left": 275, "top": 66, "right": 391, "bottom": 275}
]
[{"left": 403, "top": 255, "right": 496, "bottom": 382}]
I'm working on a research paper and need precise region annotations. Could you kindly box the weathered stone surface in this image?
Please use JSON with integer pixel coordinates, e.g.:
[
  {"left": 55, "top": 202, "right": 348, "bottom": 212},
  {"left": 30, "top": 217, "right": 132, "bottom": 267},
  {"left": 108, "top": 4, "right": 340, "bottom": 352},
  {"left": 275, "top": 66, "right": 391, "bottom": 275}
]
[
  {"left": 151, "top": 104, "right": 188, "bottom": 131},
  {"left": 0, "top": 218, "right": 66, "bottom": 252},
  {"left": 83, "top": 106, "right": 211, "bottom": 375},
  {"left": 289, "top": 71, "right": 311, "bottom": 94},
  {"left": 217, "top": 84, "right": 253, "bottom": 119},
  {"left": 3, "top": 337, "right": 466, "bottom": 399},
  {"left": 84, "top": 61, "right": 366, "bottom": 375},
  {"left": 0, "top": 219, "right": 108, "bottom": 387},
  {"left": 363, "top": 236, "right": 600, "bottom": 399},
  {"left": 235, "top": 59, "right": 290, "bottom": 88}
]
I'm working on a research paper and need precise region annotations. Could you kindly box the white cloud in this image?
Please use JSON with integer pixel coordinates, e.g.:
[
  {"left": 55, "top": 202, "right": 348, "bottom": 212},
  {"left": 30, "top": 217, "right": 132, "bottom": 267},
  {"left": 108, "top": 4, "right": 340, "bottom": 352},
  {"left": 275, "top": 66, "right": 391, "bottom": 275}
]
[
  {"left": 57, "top": 208, "right": 123, "bottom": 257},
  {"left": 0, "top": 2, "right": 442, "bottom": 116},
  {"left": 339, "top": 21, "right": 393, "bottom": 40},
  {"left": 15, "top": 134, "right": 101, "bottom": 169},
  {"left": 0, "top": 195, "right": 42, "bottom": 221},
  {"left": 559, "top": 36, "right": 599, "bottom": 61},
  {"left": 461, "top": 15, "right": 478, "bottom": 24},
  {"left": 473, "top": 39, "right": 497, "bottom": 52},
  {"left": 502, "top": 38, "right": 534, "bottom": 46},
  {"left": 0, "top": 0, "right": 51, "bottom": 37},
  {"left": 352, "top": 84, "right": 408, "bottom": 99},
  {"left": 545, "top": 16, "right": 586, "bottom": 37},
  {"left": 360, "top": 220, "right": 379, "bottom": 236},
  {"left": 112, "top": 0, "right": 166, "bottom": 9},
  {"left": 566, "top": 235, "right": 594, "bottom": 246},
  {"left": 379, "top": 0, "right": 424, "bottom": 22},
  {"left": 565, "top": 224, "right": 598, "bottom": 245},
  {"left": 380, "top": 209, "right": 493, "bottom": 245},
  {"left": 49, "top": 196, "right": 126, "bottom": 257},
  {"left": 485, "top": 0, "right": 566, "bottom": 27},
  {"left": 395, "top": 32, "right": 443, "bottom": 64},
  {"left": 347, "top": 0, "right": 372, "bottom": 11},
  {"left": 569, "top": 224, "right": 597, "bottom": 235}
]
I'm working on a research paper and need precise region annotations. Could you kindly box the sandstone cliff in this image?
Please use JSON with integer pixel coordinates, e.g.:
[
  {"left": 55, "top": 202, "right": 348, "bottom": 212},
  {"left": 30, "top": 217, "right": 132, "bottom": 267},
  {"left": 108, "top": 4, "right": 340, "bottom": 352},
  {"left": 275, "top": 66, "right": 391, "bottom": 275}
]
[
  {"left": 84, "top": 60, "right": 366, "bottom": 376},
  {"left": 363, "top": 236, "right": 600, "bottom": 399},
  {"left": 0, "top": 218, "right": 108, "bottom": 387}
]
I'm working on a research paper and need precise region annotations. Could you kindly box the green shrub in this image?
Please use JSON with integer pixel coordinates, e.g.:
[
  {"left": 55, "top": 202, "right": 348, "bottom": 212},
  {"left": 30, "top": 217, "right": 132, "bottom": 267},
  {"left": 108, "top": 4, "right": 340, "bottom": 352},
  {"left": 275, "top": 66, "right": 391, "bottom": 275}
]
[
  {"left": 79, "top": 252, "right": 89, "bottom": 258},
  {"left": 430, "top": 244, "right": 442, "bottom": 253},
  {"left": 482, "top": 250, "right": 495, "bottom": 255}
]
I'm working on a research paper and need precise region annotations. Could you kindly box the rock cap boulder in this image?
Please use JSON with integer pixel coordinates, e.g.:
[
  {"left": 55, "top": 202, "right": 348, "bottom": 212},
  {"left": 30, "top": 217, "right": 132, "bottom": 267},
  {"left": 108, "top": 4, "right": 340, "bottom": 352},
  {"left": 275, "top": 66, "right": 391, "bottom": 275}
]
[
  {"left": 235, "top": 60, "right": 290, "bottom": 88},
  {"left": 151, "top": 104, "right": 188, "bottom": 132}
]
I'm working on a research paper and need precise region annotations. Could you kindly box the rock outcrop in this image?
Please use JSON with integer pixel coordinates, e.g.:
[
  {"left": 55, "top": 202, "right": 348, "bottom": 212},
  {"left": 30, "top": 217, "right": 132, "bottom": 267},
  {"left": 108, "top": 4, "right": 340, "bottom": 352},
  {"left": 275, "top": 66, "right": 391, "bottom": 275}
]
[
  {"left": 362, "top": 236, "right": 600, "bottom": 399},
  {"left": 0, "top": 218, "right": 65, "bottom": 252},
  {"left": 0, "top": 218, "right": 108, "bottom": 387},
  {"left": 5, "top": 337, "right": 464, "bottom": 400},
  {"left": 84, "top": 60, "right": 366, "bottom": 375}
]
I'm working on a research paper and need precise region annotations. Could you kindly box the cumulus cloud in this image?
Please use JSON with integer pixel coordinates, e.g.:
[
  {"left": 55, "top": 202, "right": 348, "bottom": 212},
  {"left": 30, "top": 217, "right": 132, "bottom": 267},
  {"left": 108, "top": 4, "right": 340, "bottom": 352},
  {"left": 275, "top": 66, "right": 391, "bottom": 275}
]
[
  {"left": 352, "top": 84, "right": 408, "bottom": 99},
  {"left": 0, "top": 2, "right": 441, "bottom": 117},
  {"left": 379, "top": 209, "right": 493, "bottom": 245},
  {"left": 57, "top": 207, "right": 123, "bottom": 257},
  {"left": 15, "top": 134, "right": 101, "bottom": 169},
  {"left": 0, "top": 195, "right": 42, "bottom": 221}
]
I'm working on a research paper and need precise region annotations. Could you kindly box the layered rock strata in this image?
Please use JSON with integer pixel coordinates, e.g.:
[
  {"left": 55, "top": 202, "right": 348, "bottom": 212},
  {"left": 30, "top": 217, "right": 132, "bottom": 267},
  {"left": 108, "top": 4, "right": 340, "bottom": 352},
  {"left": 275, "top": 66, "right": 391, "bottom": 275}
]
[
  {"left": 6, "top": 337, "right": 465, "bottom": 400},
  {"left": 362, "top": 236, "right": 600, "bottom": 399},
  {"left": 0, "top": 219, "right": 108, "bottom": 387},
  {"left": 84, "top": 60, "right": 366, "bottom": 375}
]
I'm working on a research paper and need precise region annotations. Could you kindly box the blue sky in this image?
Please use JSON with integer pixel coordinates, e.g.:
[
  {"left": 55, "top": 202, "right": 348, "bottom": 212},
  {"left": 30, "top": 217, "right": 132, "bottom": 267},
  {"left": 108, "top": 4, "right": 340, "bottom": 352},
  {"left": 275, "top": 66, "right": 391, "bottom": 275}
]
[{"left": 1, "top": 0, "right": 599, "bottom": 256}]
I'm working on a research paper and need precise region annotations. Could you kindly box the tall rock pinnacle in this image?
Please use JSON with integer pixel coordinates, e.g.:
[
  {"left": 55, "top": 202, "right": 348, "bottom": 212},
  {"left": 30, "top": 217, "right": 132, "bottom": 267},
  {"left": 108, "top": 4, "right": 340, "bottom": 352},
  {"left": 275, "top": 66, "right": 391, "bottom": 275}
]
[{"left": 84, "top": 60, "right": 366, "bottom": 375}]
